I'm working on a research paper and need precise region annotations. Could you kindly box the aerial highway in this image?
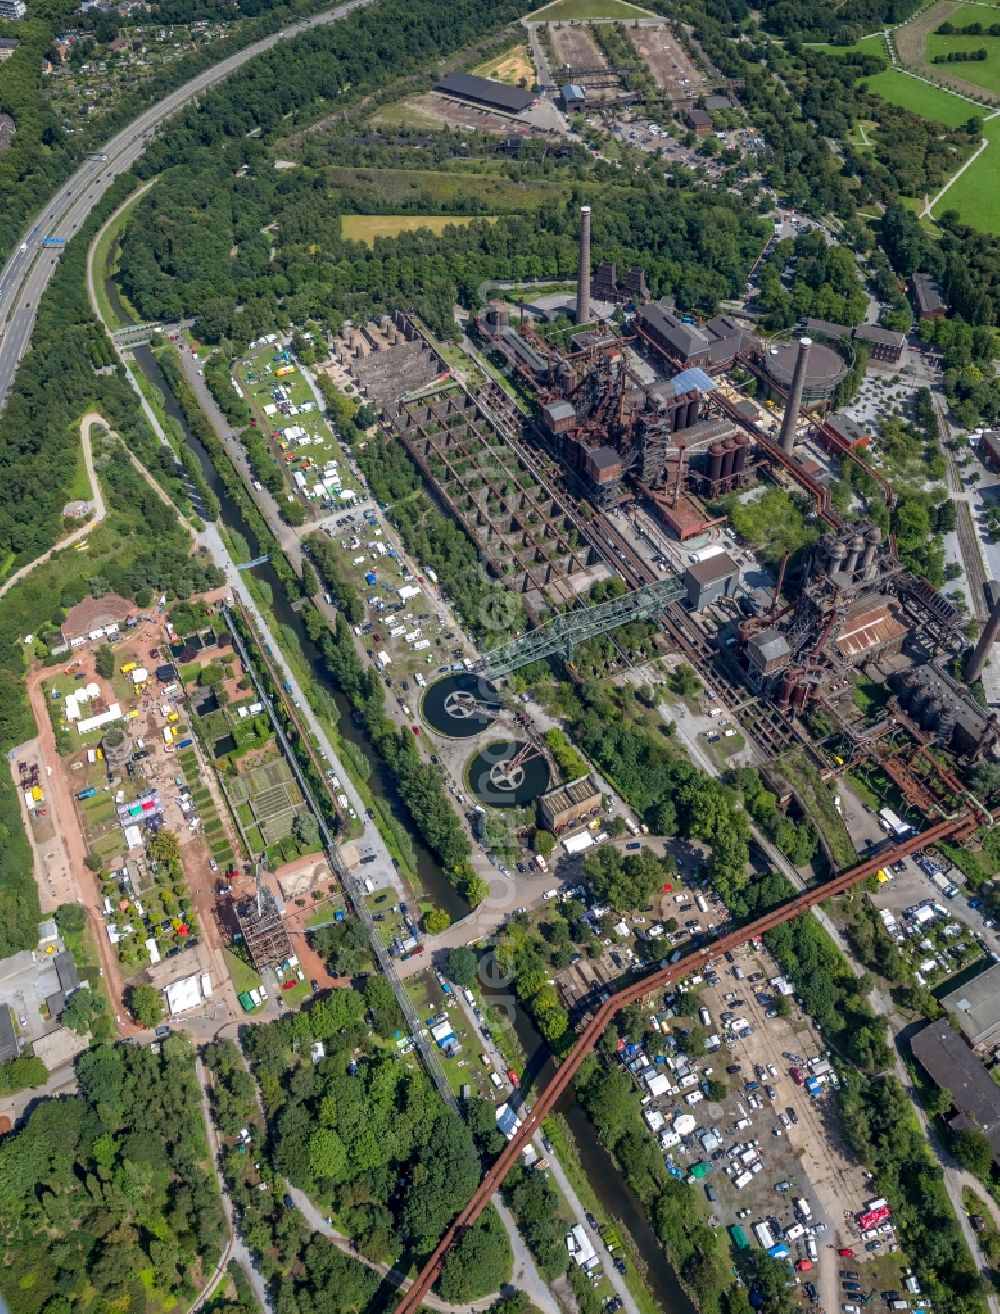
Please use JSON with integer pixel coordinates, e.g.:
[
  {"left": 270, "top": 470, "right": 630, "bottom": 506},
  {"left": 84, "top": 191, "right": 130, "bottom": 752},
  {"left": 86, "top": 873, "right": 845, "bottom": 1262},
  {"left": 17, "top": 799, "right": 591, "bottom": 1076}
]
[{"left": 0, "top": 0, "right": 377, "bottom": 411}]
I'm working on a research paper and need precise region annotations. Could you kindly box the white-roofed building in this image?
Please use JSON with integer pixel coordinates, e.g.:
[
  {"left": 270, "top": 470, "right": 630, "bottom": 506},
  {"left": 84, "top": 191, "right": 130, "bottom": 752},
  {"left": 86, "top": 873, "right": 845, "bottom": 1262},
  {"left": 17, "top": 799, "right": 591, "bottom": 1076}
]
[{"left": 165, "top": 974, "right": 204, "bottom": 1015}]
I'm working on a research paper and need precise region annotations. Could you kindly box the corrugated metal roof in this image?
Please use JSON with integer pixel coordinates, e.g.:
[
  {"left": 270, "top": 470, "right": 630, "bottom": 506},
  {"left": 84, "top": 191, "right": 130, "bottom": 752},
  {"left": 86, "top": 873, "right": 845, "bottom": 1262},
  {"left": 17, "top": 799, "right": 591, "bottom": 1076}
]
[
  {"left": 436, "top": 72, "right": 534, "bottom": 114},
  {"left": 836, "top": 605, "right": 905, "bottom": 659}
]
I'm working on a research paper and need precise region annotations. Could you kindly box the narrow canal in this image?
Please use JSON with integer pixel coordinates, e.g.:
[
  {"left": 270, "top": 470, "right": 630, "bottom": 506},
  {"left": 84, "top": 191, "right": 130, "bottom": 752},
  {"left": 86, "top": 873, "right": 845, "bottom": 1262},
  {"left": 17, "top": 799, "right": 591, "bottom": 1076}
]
[
  {"left": 131, "top": 339, "right": 691, "bottom": 1314},
  {"left": 130, "top": 343, "right": 468, "bottom": 924},
  {"left": 481, "top": 973, "right": 694, "bottom": 1314}
]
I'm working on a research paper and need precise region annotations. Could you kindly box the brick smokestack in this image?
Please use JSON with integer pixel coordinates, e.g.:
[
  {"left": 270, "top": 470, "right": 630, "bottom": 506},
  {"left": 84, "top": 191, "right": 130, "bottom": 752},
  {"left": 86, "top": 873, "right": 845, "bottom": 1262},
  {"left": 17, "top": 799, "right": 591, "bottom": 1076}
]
[
  {"left": 780, "top": 336, "right": 811, "bottom": 455},
  {"left": 576, "top": 205, "right": 591, "bottom": 326},
  {"left": 967, "top": 580, "right": 1000, "bottom": 684}
]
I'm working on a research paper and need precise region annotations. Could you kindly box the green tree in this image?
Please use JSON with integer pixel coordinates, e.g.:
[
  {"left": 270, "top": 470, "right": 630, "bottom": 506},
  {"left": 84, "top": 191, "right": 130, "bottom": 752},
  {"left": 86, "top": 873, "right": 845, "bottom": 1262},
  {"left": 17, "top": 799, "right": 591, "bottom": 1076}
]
[
  {"left": 54, "top": 902, "right": 87, "bottom": 934},
  {"left": 128, "top": 984, "right": 165, "bottom": 1029},
  {"left": 953, "top": 1128, "right": 994, "bottom": 1181},
  {"left": 533, "top": 829, "right": 556, "bottom": 857},
  {"left": 446, "top": 946, "right": 478, "bottom": 989},
  {"left": 292, "top": 811, "right": 320, "bottom": 850},
  {"left": 309, "top": 1127, "right": 348, "bottom": 1180},
  {"left": 95, "top": 644, "right": 115, "bottom": 679},
  {"left": 61, "top": 987, "right": 106, "bottom": 1036},
  {"left": 435, "top": 1207, "right": 512, "bottom": 1302},
  {"left": 424, "top": 906, "right": 451, "bottom": 934}
]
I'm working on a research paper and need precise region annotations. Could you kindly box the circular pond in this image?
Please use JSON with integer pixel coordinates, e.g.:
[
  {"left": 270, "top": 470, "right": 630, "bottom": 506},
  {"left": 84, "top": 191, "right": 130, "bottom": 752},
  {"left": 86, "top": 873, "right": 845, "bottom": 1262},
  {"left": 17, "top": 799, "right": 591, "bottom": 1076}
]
[
  {"left": 421, "top": 672, "right": 501, "bottom": 739},
  {"left": 467, "top": 739, "right": 551, "bottom": 809}
]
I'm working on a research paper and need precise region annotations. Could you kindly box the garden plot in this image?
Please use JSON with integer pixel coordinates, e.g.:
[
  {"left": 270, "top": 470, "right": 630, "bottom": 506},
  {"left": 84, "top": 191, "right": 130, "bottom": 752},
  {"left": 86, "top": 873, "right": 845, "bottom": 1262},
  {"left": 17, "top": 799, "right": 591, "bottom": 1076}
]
[{"left": 225, "top": 755, "right": 319, "bottom": 867}]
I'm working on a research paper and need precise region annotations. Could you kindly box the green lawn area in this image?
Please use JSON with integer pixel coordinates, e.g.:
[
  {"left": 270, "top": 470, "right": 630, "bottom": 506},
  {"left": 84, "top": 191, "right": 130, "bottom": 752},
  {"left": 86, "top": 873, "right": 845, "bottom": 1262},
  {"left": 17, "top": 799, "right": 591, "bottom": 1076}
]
[
  {"left": 528, "top": 0, "right": 654, "bottom": 16},
  {"left": 931, "top": 117, "right": 1000, "bottom": 231},
  {"left": 340, "top": 214, "right": 495, "bottom": 246},
  {"left": 925, "top": 6, "right": 1000, "bottom": 94},
  {"left": 862, "top": 68, "right": 976, "bottom": 125},
  {"left": 807, "top": 34, "right": 890, "bottom": 58},
  {"left": 91, "top": 185, "right": 150, "bottom": 330},
  {"left": 224, "top": 948, "right": 261, "bottom": 997},
  {"left": 326, "top": 165, "right": 623, "bottom": 212}
]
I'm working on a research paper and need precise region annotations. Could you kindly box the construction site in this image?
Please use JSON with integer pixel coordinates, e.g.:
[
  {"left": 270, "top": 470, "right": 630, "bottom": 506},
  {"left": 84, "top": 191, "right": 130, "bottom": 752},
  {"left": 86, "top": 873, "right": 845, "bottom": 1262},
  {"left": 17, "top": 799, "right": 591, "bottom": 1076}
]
[{"left": 330, "top": 202, "right": 999, "bottom": 831}]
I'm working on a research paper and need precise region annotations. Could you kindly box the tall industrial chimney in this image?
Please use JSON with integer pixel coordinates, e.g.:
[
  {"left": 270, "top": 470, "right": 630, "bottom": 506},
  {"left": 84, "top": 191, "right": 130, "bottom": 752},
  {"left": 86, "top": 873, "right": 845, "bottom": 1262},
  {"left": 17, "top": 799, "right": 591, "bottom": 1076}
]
[
  {"left": 967, "top": 580, "right": 1000, "bottom": 684},
  {"left": 779, "top": 336, "right": 811, "bottom": 456},
  {"left": 576, "top": 205, "right": 591, "bottom": 326}
]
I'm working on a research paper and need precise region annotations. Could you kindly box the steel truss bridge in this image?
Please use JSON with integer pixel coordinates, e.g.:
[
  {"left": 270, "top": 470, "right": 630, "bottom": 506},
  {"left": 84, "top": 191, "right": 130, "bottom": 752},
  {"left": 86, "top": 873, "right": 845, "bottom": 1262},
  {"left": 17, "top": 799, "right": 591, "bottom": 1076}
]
[{"left": 479, "top": 577, "right": 686, "bottom": 677}]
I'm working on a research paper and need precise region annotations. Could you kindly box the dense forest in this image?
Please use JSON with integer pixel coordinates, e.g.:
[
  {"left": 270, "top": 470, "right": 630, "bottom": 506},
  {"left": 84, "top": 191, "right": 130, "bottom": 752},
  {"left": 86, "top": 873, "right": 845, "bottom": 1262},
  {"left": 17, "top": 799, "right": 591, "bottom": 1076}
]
[
  {"left": 237, "top": 1002, "right": 506, "bottom": 1293},
  {"left": 756, "top": 0, "right": 921, "bottom": 40},
  {"left": 0, "top": 1035, "right": 226, "bottom": 1314}
]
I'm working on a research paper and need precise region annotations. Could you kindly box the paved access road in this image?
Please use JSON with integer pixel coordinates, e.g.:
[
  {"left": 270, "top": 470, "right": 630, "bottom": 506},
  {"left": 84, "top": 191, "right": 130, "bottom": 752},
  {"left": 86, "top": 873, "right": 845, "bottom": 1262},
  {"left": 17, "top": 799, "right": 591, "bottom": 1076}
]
[{"left": 0, "top": 0, "right": 378, "bottom": 412}]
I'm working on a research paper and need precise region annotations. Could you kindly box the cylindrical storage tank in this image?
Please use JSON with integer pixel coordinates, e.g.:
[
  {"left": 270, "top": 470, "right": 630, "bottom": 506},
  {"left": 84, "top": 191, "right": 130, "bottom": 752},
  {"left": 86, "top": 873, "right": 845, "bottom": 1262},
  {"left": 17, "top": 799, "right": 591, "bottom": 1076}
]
[
  {"left": 721, "top": 438, "right": 738, "bottom": 480},
  {"left": 708, "top": 443, "right": 725, "bottom": 484},
  {"left": 686, "top": 396, "right": 700, "bottom": 428},
  {"left": 670, "top": 394, "right": 686, "bottom": 432},
  {"left": 861, "top": 524, "right": 882, "bottom": 576},
  {"left": 846, "top": 532, "right": 865, "bottom": 577},
  {"left": 827, "top": 539, "right": 848, "bottom": 576},
  {"left": 777, "top": 674, "right": 795, "bottom": 709},
  {"left": 733, "top": 433, "right": 750, "bottom": 474}
]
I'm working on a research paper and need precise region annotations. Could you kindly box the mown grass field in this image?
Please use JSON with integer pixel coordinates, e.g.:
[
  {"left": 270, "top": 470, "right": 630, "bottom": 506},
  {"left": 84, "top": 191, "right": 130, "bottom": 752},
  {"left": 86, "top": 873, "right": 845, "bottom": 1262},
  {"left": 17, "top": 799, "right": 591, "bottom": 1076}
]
[
  {"left": 862, "top": 67, "right": 976, "bottom": 124},
  {"left": 807, "top": 34, "right": 890, "bottom": 58},
  {"left": 527, "top": 0, "right": 653, "bottom": 18},
  {"left": 932, "top": 117, "right": 1000, "bottom": 231},
  {"left": 925, "top": 4, "right": 1000, "bottom": 94},
  {"left": 340, "top": 214, "right": 495, "bottom": 245}
]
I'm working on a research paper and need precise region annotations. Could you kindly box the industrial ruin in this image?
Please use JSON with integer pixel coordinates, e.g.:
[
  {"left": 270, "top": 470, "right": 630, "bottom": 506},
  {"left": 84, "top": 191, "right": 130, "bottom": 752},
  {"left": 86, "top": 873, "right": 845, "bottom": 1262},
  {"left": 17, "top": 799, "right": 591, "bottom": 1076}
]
[{"left": 326, "top": 201, "right": 998, "bottom": 813}]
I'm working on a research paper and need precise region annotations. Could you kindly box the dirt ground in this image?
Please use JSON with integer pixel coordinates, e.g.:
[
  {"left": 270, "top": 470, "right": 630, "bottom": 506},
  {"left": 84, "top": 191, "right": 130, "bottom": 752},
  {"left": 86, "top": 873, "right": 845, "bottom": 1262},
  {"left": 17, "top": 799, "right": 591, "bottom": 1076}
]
[
  {"left": 24, "top": 664, "right": 137, "bottom": 1033},
  {"left": 550, "top": 24, "right": 621, "bottom": 101},
  {"left": 407, "top": 93, "right": 532, "bottom": 135},
  {"left": 475, "top": 45, "right": 535, "bottom": 87},
  {"left": 627, "top": 23, "right": 704, "bottom": 104},
  {"left": 895, "top": 0, "right": 957, "bottom": 71}
]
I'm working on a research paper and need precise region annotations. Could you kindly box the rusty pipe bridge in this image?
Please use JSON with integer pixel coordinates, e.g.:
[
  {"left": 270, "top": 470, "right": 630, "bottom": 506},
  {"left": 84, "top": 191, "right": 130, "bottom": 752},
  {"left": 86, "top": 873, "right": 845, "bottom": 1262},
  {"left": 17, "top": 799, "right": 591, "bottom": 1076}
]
[{"left": 392, "top": 811, "right": 973, "bottom": 1314}]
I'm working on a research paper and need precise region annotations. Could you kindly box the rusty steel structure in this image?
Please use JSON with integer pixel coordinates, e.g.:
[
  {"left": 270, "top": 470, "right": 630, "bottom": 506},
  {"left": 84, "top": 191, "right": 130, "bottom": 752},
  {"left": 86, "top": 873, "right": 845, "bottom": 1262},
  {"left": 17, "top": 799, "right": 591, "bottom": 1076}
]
[{"left": 392, "top": 814, "right": 972, "bottom": 1314}]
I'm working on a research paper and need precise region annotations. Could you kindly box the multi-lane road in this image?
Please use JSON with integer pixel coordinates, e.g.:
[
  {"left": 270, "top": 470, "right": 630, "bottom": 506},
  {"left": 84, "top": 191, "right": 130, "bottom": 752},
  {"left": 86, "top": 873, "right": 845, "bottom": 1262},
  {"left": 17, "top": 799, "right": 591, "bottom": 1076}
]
[{"left": 0, "top": 0, "right": 377, "bottom": 410}]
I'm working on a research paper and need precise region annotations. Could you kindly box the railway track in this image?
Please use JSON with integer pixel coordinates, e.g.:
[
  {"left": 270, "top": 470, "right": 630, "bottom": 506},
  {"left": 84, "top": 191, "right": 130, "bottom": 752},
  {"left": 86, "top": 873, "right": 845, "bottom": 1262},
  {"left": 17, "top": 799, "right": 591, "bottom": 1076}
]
[
  {"left": 957, "top": 501, "right": 988, "bottom": 622},
  {"left": 392, "top": 811, "right": 973, "bottom": 1314}
]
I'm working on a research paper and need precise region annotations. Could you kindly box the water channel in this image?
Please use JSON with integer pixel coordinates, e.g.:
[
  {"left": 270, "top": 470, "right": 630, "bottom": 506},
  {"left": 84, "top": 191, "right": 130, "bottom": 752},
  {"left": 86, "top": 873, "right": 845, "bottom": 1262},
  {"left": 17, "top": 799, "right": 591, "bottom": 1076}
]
[
  {"left": 482, "top": 973, "right": 694, "bottom": 1314},
  {"left": 130, "top": 342, "right": 467, "bottom": 924},
  {"left": 129, "top": 338, "right": 691, "bottom": 1314}
]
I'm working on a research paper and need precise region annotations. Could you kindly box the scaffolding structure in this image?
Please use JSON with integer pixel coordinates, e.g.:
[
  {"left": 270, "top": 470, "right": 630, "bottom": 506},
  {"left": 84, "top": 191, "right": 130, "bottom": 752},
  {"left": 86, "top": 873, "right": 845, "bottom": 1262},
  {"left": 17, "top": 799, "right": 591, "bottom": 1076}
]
[
  {"left": 480, "top": 577, "right": 685, "bottom": 676},
  {"left": 234, "top": 882, "right": 293, "bottom": 972}
]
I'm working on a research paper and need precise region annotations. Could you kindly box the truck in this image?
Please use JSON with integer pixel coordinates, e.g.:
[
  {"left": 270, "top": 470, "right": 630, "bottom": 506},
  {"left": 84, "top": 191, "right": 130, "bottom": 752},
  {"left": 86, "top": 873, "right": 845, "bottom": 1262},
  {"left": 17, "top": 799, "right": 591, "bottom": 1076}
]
[
  {"left": 795, "top": 1197, "right": 812, "bottom": 1222},
  {"left": 931, "top": 869, "right": 958, "bottom": 898},
  {"left": 688, "top": 544, "right": 726, "bottom": 566},
  {"left": 878, "top": 807, "right": 911, "bottom": 838},
  {"left": 76, "top": 787, "right": 96, "bottom": 800},
  {"left": 41, "top": 237, "right": 65, "bottom": 248}
]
